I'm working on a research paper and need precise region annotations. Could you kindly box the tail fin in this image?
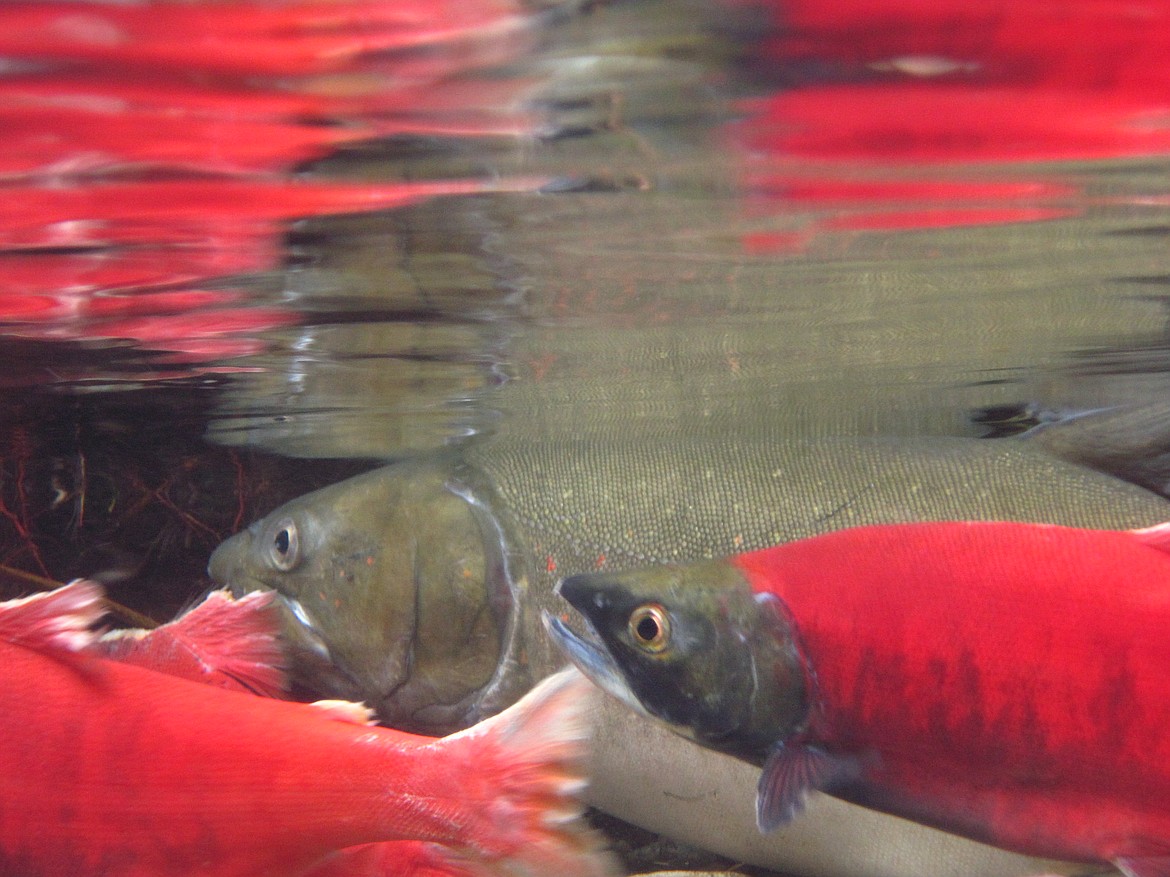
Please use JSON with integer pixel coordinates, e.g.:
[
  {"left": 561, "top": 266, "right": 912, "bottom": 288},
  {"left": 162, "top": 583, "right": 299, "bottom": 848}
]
[
  {"left": 436, "top": 668, "right": 620, "bottom": 877},
  {"left": 0, "top": 579, "right": 104, "bottom": 652},
  {"left": 94, "top": 589, "right": 288, "bottom": 697}
]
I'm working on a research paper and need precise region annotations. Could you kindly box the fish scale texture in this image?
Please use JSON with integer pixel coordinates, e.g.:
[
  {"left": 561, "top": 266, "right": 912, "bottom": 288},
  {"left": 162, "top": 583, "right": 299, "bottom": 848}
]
[{"left": 470, "top": 434, "right": 1170, "bottom": 574}]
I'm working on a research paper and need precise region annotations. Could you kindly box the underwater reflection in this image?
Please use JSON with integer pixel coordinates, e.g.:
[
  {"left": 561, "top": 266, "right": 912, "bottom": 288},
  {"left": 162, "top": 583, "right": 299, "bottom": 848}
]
[{"left": 0, "top": 0, "right": 546, "bottom": 364}]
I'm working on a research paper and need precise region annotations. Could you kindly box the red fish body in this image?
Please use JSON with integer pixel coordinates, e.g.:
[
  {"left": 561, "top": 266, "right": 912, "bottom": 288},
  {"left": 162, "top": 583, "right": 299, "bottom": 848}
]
[
  {"left": 0, "top": 583, "right": 612, "bottom": 877},
  {"left": 550, "top": 521, "right": 1170, "bottom": 877},
  {"left": 732, "top": 522, "right": 1170, "bottom": 869}
]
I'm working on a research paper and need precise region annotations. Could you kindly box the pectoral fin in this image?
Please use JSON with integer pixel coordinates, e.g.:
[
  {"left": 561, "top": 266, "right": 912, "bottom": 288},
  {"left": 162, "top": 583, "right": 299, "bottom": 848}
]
[{"left": 756, "top": 742, "right": 859, "bottom": 832}]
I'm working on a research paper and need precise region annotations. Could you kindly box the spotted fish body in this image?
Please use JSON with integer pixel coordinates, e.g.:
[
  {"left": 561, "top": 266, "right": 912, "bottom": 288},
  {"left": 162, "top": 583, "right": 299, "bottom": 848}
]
[{"left": 551, "top": 521, "right": 1170, "bottom": 877}]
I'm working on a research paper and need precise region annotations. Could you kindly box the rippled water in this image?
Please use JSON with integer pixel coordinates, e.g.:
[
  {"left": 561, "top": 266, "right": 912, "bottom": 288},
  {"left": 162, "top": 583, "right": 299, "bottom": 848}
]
[{"left": 3, "top": 0, "right": 1170, "bottom": 620}]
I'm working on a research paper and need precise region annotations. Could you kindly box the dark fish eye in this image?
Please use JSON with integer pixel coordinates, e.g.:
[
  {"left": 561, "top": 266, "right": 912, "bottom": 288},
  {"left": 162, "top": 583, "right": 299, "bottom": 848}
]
[
  {"left": 267, "top": 517, "right": 300, "bottom": 571},
  {"left": 628, "top": 603, "right": 671, "bottom": 653}
]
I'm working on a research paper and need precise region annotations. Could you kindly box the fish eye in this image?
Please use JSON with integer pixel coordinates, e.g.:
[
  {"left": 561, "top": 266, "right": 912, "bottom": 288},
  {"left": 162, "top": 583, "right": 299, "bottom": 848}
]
[
  {"left": 266, "top": 517, "right": 300, "bottom": 571},
  {"left": 628, "top": 603, "right": 671, "bottom": 653}
]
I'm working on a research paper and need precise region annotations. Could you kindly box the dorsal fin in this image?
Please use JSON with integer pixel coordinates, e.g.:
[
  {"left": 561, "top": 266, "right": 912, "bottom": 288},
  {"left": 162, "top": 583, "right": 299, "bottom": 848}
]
[
  {"left": 1130, "top": 523, "right": 1170, "bottom": 555},
  {"left": 0, "top": 580, "right": 104, "bottom": 652},
  {"left": 95, "top": 589, "right": 288, "bottom": 697}
]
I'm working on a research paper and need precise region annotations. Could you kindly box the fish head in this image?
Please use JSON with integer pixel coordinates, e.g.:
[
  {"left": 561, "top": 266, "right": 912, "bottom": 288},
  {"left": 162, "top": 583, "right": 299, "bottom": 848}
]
[
  {"left": 208, "top": 456, "right": 518, "bottom": 734},
  {"left": 544, "top": 560, "right": 809, "bottom": 764}
]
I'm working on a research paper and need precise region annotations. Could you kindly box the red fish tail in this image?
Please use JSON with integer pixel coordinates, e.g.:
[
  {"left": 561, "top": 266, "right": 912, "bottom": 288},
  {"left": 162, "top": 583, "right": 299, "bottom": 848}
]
[
  {"left": 0, "top": 578, "right": 104, "bottom": 651},
  {"left": 93, "top": 588, "right": 289, "bottom": 696},
  {"left": 436, "top": 669, "right": 619, "bottom": 877}
]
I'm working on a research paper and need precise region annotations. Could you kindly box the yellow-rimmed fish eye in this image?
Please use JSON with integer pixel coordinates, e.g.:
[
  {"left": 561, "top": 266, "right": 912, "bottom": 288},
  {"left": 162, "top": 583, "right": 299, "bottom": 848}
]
[
  {"left": 266, "top": 517, "right": 300, "bottom": 571},
  {"left": 628, "top": 603, "right": 671, "bottom": 653}
]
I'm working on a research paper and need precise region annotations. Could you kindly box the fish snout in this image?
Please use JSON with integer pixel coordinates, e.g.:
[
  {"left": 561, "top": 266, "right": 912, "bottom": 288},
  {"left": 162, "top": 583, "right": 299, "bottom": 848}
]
[
  {"left": 207, "top": 528, "right": 253, "bottom": 593},
  {"left": 556, "top": 572, "right": 623, "bottom": 615}
]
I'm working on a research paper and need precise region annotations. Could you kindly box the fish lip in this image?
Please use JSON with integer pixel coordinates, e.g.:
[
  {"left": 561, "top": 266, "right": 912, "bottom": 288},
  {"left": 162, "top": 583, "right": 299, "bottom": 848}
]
[{"left": 541, "top": 609, "right": 651, "bottom": 720}]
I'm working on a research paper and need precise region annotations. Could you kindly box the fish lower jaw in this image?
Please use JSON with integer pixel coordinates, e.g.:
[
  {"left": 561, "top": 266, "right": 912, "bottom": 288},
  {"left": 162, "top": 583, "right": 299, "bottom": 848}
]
[{"left": 541, "top": 611, "right": 654, "bottom": 721}]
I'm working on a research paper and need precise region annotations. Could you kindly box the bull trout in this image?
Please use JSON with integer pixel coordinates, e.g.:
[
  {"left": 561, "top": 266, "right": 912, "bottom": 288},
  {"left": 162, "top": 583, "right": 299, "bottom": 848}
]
[{"left": 547, "top": 520, "right": 1170, "bottom": 877}]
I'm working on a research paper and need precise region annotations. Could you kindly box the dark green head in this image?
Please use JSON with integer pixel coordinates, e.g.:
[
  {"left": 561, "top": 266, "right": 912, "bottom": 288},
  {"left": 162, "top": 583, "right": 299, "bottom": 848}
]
[{"left": 545, "top": 560, "right": 810, "bottom": 764}]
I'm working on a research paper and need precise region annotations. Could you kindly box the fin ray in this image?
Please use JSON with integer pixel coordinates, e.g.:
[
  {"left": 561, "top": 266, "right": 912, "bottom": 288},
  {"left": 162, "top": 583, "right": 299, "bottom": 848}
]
[
  {"left": 94, "top": 589, "right": 287, "bottom": 696},
  {"left": 0, "top": 579, "right": 104, "bottom": 652},
  {"left": 757, "top": 742, "right": 859, "bottom": 832},
  {"left": 438, "top": 668, "right": 620, "bottom": 877}
]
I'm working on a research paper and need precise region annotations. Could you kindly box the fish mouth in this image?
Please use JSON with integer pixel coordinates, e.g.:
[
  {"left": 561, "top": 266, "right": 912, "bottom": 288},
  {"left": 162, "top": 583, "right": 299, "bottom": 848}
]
[
  {"left": 541, "top": 609, "right": 651, "bottom": 720},
  {"left": 276, "top": 595, "right": 333, "bottom": 662}
]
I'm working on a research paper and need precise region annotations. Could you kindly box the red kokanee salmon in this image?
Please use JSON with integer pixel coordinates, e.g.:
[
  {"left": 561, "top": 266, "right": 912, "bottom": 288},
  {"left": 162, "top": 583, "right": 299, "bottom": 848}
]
[
  {"left": 546, "top": 521, "right": 1170, "bottom": 877},
  {"left": 0, "top": 581, "right": 615, "bottom": 877}
]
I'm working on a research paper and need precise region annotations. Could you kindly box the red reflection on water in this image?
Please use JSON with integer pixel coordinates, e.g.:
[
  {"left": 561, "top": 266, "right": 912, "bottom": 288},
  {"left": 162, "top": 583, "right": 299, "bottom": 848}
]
[
  {"left": 0, "top": 245, "right": 274, "bottom": 297},
  {"left": 728, "top": 0, "right": 1170, "bottom": 250},
  {"left": 0, "top": 177, "right": 539, "bottom": 249},
  {"left": 0, "top": 0, "right": 538, "bottom": 364},
  {"left": 0, "top": 0, "right": 528, "bottom": 74}
]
